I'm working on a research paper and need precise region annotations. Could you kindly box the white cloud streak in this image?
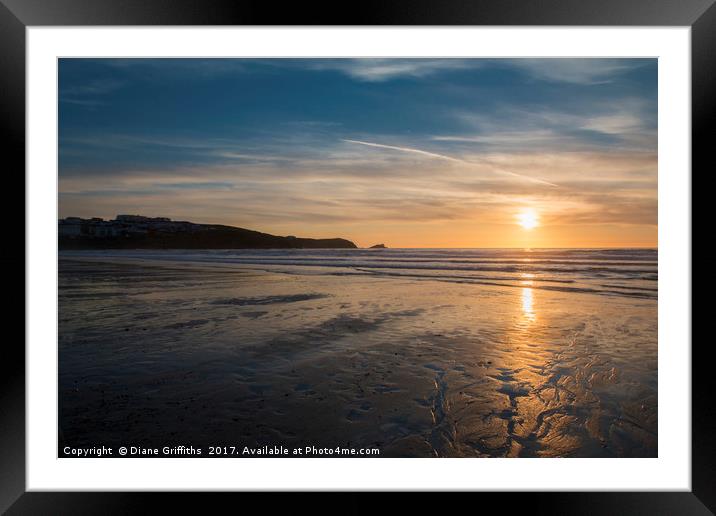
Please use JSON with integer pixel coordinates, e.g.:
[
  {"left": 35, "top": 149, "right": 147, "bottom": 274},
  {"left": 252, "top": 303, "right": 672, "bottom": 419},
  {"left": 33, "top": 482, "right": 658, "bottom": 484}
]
[
  {"left": 309, "top": 59, "right": 476, "bottom": 82},
  {"left": 342, "top": 139, "right": 559, "bottom": 187},
  {"left": 342, "top": 139, "right": 463, "bottom": 163},
  {"left": 507, "top": 59, "right": 641, "bottom": 85}
]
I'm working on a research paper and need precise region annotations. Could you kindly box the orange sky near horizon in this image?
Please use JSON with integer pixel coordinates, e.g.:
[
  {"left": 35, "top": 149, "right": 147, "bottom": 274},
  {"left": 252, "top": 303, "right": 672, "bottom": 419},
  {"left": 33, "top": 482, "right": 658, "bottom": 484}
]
[{"left": 247, "top": 220, "right": 658, "bottom": 249}]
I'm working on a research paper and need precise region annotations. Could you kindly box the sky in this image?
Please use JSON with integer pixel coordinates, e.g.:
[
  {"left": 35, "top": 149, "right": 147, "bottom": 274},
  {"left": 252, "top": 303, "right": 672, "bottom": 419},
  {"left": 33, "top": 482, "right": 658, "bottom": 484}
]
[{"left": 58, "top": 58, "right": 657, "bottom": 248}]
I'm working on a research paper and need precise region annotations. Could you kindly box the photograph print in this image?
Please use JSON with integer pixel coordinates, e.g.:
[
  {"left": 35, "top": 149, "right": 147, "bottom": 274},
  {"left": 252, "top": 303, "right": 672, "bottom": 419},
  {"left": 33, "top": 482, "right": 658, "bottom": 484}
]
[{"left": 58, "top": 58, "right": 657, "bottom": 458}]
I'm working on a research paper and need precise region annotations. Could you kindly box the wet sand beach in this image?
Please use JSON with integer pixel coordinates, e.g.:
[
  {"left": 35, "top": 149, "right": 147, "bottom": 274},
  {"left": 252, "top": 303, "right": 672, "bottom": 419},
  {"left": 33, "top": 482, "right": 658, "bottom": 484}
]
[{"left": 59, "top": 249, "right": 657, "bottom": 457}]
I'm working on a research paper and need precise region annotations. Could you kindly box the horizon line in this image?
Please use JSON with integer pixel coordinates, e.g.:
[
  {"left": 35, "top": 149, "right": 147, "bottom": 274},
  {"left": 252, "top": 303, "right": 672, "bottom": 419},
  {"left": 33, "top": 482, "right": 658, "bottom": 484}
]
[{"left": 340, "top": 246, "right": 659, "bottom": 250}]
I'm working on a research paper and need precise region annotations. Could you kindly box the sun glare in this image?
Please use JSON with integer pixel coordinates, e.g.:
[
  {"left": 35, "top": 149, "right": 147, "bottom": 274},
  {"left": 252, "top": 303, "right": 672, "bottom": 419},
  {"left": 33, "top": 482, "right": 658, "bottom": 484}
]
[{"left": 517, "top": 209, "right": 539, "bottom": 230}]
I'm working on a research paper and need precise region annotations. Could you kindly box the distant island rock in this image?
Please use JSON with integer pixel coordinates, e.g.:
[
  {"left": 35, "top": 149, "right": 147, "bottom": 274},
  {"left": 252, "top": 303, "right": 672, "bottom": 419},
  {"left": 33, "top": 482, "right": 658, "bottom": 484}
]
[
  {"left": 59, "top": 215, "right": 357, "bottom": 250},
  {"left": 369, "top": 244, "right": 387, "bottom": 249}
]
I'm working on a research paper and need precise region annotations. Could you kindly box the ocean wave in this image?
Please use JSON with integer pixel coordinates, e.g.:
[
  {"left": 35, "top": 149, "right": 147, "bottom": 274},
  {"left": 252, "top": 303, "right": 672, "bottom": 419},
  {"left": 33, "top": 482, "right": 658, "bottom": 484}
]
[{"left": 59, "top": 248, "right": 658, "bottom": 300}]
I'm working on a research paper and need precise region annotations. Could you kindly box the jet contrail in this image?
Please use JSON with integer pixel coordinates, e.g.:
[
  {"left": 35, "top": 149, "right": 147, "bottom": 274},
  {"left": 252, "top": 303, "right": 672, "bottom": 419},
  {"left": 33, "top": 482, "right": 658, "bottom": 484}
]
[
  {"left": 342, "top": 138, "right": 559, "bottom": 187},
  {"left": 342, "top": 139, "right": 463, "bottom": 163}
]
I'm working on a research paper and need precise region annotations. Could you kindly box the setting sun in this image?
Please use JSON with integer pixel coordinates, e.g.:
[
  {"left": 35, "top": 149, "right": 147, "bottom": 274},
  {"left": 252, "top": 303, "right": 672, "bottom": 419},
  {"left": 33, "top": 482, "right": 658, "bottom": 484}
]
[{"left": 516, "top": 209, "right": 539, "bottom": 230}]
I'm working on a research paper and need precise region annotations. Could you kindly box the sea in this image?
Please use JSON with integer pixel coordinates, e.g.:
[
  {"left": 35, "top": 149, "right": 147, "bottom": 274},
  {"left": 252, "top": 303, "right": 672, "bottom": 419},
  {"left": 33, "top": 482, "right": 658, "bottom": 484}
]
[{"left": 60, "top": 247, "right": 657, "bottom": 300}]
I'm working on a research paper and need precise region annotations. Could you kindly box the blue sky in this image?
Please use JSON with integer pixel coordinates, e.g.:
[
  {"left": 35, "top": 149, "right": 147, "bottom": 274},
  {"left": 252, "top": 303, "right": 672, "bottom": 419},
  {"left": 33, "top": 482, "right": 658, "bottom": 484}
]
[{"left": 58, "top": 58, "right": 657, "bottom": 247}]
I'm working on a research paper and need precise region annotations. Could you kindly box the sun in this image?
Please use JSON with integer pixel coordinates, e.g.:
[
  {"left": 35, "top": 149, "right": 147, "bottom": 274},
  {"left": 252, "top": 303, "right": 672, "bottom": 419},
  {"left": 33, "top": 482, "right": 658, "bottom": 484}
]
[{"left": 516, "top": 209, "right": 539, "bottom": 230}]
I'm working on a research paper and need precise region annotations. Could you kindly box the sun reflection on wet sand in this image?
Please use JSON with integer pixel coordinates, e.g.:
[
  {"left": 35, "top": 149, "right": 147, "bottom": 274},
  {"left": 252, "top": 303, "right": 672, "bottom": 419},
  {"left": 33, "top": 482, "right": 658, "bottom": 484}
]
[{"left": 521, "top": 287, "right": 536, "bottom": 322}]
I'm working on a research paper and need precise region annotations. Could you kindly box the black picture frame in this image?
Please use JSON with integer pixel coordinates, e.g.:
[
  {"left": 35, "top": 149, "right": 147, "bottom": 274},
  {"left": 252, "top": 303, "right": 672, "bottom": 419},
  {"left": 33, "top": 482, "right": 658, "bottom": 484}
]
[{"left": 1, "top": 0, "right": 707, "bottom": 513}]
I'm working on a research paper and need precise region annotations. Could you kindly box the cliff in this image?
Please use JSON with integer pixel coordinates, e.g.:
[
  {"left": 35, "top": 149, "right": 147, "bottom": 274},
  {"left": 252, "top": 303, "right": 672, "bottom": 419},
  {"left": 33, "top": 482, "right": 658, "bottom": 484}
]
[{"left": 59, "top": 222, "right": 357, "bottom": 250}]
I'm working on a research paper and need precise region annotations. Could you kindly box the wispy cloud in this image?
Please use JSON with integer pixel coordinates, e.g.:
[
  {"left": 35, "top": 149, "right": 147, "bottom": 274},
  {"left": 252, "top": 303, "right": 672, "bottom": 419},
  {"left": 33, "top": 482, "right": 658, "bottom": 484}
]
[
  {"left": 580, "top": 113, "right": 644, "bottom": 134},
  {"left": 342, "top": 138, "right": 560, "bottom": 187},
  {"left": 438, "top": 97, "right": 656, "bottom": 154},
  {"left": 505, "top": 59, "right": 640, "bottom": 85},
  {"left": 342, "top": 139, "right": 463, "bottom": 162},
  {"left": 309, "top": 59, "right": 475, "bottom": 82},
  {"left": 61, "top": 78, "right": 125, "bottom": 97},
  {"left": 60, "top": 78, "right": 125, "bottom": 107},
  {"left": 102, "top": 58, "right": 247, "bottom": 78}
]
